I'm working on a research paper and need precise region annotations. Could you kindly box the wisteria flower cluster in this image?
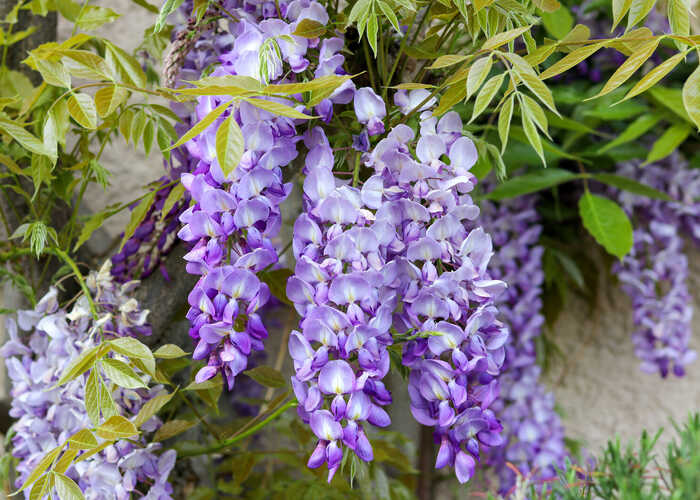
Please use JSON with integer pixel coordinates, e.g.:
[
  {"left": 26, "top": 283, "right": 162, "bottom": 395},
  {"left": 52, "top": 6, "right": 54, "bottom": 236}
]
[
  {"left": 286, "top": 87, "right": 510, "bottom": 483},
  {"left": 479, "top": 194, "right": 566, "bottom": 493},
  {"left": 111, "top": 2, "right": 233, "bottom": 283},
  {"left": 177, "top": 0, "right": 353, "bottom": 390},
  {"left": 1, "top": 263, "right": 175, "bottom": 499},
  {"left": 611, "top": 154, "right": 700, "bottom": 377}
]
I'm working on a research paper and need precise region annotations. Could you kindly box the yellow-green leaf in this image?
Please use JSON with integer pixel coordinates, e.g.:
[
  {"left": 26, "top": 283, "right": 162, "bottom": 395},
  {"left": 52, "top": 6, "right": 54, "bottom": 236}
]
[
  {"left": 85, "top": 369, "right": 101, "bottom": 426},
  {"left": 54, "top": 472, "right": 86, "bottom": 500},
  {"left": 590, "top": 38, "right": 660, "bottom": 99},
  {"left": 120, "top": 191, "right": 156, "bottom": 250},
  {"left": 104, "top": 42, "right": 147, "bottom": 88},
  {"left": 264, "top": 74, "right": 354, "bottom": 96},
  {"left": 498, "top": 94, "right": 514, "bottom": 154},
  {"left": 167, "top": 99, "right": 232, "bottom": 151},
  {"left": 391, "top": 83, "right": 436, "bottom": 90},
  {"left": 668, "top": 0, "right": 690, "bottom": 37},
  {"left": 466, "top": 55, "right": 492, "bottom": 100},
  {"left": 645, "top": 122, "right": 692, "bottom": 163},
  {"left": 482, "top": 25, "right": 532, "bottom": 50},
  {"left": 60, "top": 49, "right": 112, "bottom": 80},
  {"left": 35, "top": 58, "right": 71, "bottom": 88},
  {"left": 292, "top": 18, "right": 326, "bottom": 38},
  {"left": 627, "top": 0, "right": 656, "bottom": 28},
  {"left": 55, "top": 345, "right": 100, "bottom": 387},
  {"left": 94, "top": 85, "right": 128, "bottom": 117},
  {"left": 521, "top": 103, "right": 545, "bottom": 165},
  {"left": 518, "top": 72, "right": 558, "bottom": 115},
  {"left": 67, "top": 93, "right": 97, "bottom": 129},
  {"left": 540, "top": 42, "right": 607, "bottom": 80},
  {"left": 521, "top": 94, "right": 549, "bottom": 138},
  {"left": 101, "top": 358, "right": 147, "bottom": 389},
  {"left": 433, "top": 81, "right": 466, "bottom": 116},
  {"left": 216, "top": 114, "right": 244, "bottom": 177},
  {"left": 612, "top": 0, "right": 633, "bottom": 30},
  {"left": 28, "top": 473, "right": 52, "bottom": 500},
  {"left": 0, "top": 118, "right": 53, "bottom": 157},
  {"left": 429, "top": 54, "right": 469, "bottom": 70},
  {"left": 133, "top": 391, "right": 176, "bottom": 428},
  {"left": 16, "top": 446, "right": 61, "bottom": 493},
  {"left": 682, "top": 64, "right": 700, "bottom": 130},
  {"left": 96, "top": 415, "right": 139, "bottom": 440},
  {"left": 243, "top": 97, "right": 313, "bottom": 119},
  {"left": 621, "top": 51, "right": 687, "bottom": 102},
  {"left": 54, "top": 449, "right": 79, "bottom": 474},
  {"left": 153, "top": 419, "right": 197, "bottom": 442},
  {"left": 579, "top": 192, "right": 633, "bottom": 259},
  {"left": 68, "top": 429, "right": 98, "bottom": 450},
  {"left": 470, "top": 72, "right": 505, "bottom": 123},
  {"left": 161, "top": 182, "right": 185, "bottom": 217},
  {"left": 110, "top": 337, "right": 155, "bottom": 375},
  {"left": 154, "top": 344, "right": 189, "bottom": 359}
]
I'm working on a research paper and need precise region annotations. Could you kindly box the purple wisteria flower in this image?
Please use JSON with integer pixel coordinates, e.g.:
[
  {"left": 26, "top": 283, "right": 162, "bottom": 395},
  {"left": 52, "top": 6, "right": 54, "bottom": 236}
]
[
  {"left": 288, "top": 126, "right": 394, "bottom": 481},
  {"left": 611, "top": 154, "right": 700, "bottom": 377},
  {"left": 355, "top": 91, "right": 509, "bottom": 483},
  {"left": 479, "top": 194, "right": 567, "bottom": 493},
  {"left": 177, "top": 0, "right": 353, "bottom": 390},
  {"left": 1, "top": 263, "right": 176, "bottom": 499},
  {"left": 111, "top": 2, "right": 233, "bottom": 283}
]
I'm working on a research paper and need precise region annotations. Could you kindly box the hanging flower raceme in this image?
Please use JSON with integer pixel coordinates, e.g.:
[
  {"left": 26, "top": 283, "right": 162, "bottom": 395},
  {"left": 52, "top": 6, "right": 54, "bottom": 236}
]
[
  {"left": 287, "top": 126, "right": 394, "bottom": 482},
  {"left": 111, "top": 2, "right": 233, "bottom": 283},
  {"left": 611, "top": 154, "right": 699, "bottom": 377},
  {"left": 177, "top": 0, "right": 353, "bottom": 389},
  {"left": 355, "top": 88, "right": 509, "bottom": 483},
  {"left": 1, "top": 263, "right": 176, "bottom": 500},
  {"left": 479, "top": 195, "right": 566, "bottom": 493}
]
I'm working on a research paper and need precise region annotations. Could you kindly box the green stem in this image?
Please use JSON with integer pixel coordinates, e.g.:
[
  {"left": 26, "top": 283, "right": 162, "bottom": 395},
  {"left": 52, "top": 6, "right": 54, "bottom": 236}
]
[
  {"left": 179, "top": 392, "right": 223, "bottom": 441},
  {"left": 178, "top": 400, "right": 298, "bottom": 457},
  {"left": 382, "top": 12, "right": 418, "bottom": 101},
  {"left": 362, "top": 37, "right": 378, "bottom": 90},
  {"left": 49, "top": 247, "right": 98, "bottom": 320},
  {"left": 71, "top": 0, "right": 91, "bottom": 37},
  {"left": 352, "top": 152, "right": 361, "bottom": 187}
]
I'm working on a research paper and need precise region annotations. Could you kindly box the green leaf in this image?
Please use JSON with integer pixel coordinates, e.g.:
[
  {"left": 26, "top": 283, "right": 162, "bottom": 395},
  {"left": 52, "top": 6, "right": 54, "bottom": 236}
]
[
  {"left": 96, "top": 415, "right": 139, "bottom": 440},
  {"left": 110, "top": 337, "right": 156, "bottom": 375},
  {"left": 243, "top": 365, "right": 286, "bottom": 388},
  {"left": 598, "top": 114, "right": 661, "bottom": 154},
  {"left": 621, "top": 51, "right": 687, "bottom": 102},
  {"left": 258, "top": 268, "right": 293, "bottom": 305},
  {"left": 161, "top": 182, "right": 184, "bottom": 217},
  {"left": 74, "top": 211, "right": 107, "bottom": 251},
  {"left": 133, "top": 391, "right": 176, "bottom": 428},
  {"left": 154, "top": 344, "right": 189, "bottom": 359},
  {"left": 579, "top": 192, "right": 633, "bottom": 259},
  {"left": 466, "top": 55, "right": 492, "bottom": 100},
  {"left": 154, "top": 0, "right": 185, "bottom": 33},
  {"left": 485, "top": 168, "right": 579, "bottom": 200},
  {"left": 120, "top": 191, "right": 156, "bottom": 250},
  {"left": 482, "top": 25, "right": 532, "bottom": 50},
  {"left": 67, "top": 93, "right": 98, "bottom": 129},
  {"left": 104, "top": 42, "right": 147, "bottom": 88},
  {"left": 54, "top": 472, "right": 85, "bottom": 500},
  {"left": 682, "top": 64, "right": 700, "bottom": 130},
  {"left": 75, "top": 5, "right": 120, "bottom": 30},
  {"left": 0, "top": 118, "right": 53, "bottom": 157},
  {"left": 521, "top": 103, "right": 545, "bottom": 165},
  {"left": 60, "top": 50, "right": 112, "bottom": 80},
  {"left": 541, "top": 43, "right": 605, "bottom": 80},
  {"left": 668, "top": 0, "right": 690, "bottom": 39},
  {"left": 645, "top": 122, "right": 692, "bottom": 164},
  {"left": 612, "top": 0, "right": 633, "bottom": 30},
  {"left": 143, "top": 118, "right": 155, "bottom": 155},
  {"left": 85, "top": 369, "right": 100, "bottom": 426},
  {"left": 518, "top": 72, "right": 558, "bottom": 115},
  {"left": 131, "top": 110, "right": 147, "bottom": 145},
  {"left": 167, "top": 100, "right": 232, "bottom": 151},
  {"left": 540, "top": 4, "right": 573, "bottom": 39},
  {"left": 119, "top": 108, "right": 134, "bottom": 143},
  {"left": 16, "top": 446, "right": 61, "bottom": 493},
  {"left": 243, "top": 97, "right": 313, "bottom": 119},
  {"left": 54, "top": 449, "right": 79, "bottom": 474},
  {"left": 591, "top": 38, "right": 660, "bottom": 99},
  {"left": 470, "top": 72, "right": 504, "bottom": 122},
  {"left": 153, "top": 419, "right": 197, "bottom": 442},
  {"left": 34, "top": 58, "right": 71, "bottom": 88},
  {"left": 649, "top": 86, "right": 692, "bottom": 123},
  {"left": 55, "top": 345, "right": 101, "bottom": 387},
  {"left": 521, "top": 94, "right": 549, "bottom": 137},
  {"left": 67, "top": 429, "right": 98, "bottom": 450},
  {"left": 264, "top": 74, "right": 354, "bottom": 96},
  {"left": 627, "top": 0, "right": 656, "bottom": 28},
  {"left": 95, "top": 85, "right": 128, "bottom": 117},
  {"left": 498, "top": 93, "right": 514, "bottom": 154},
  {"left": 591, "top": 173, "right": 672, "bottom": 201},
  {"left": 28, "top": 473, "right": 51, "bottom": 500},
  {"left": 101, "top": 358, "right": 147, "bottom": 389},
  {"left": 429, "top": 54, "right": 469, "bottom": 70},
  {"left": 216, "top": 114, "right": 244, "bottom": 177},
  {"left": 292, "top": 18, "right": 326, "bottom": 38},
  {"left": 378, "top": 1, "right": 400, "bottom": 32},
  {"left": 348, "top": 0, "right": 371, "bottom": 26},
  {"left": 184, "top": 378, "right": 223, "bottom": 391}
]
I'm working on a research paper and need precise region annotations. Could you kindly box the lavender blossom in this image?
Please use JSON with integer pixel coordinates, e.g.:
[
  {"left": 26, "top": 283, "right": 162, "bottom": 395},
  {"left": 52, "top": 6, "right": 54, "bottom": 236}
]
[
  {"left": 2, "top": 262, "right": 176, "bottom": 499},
  {"left": 288, "top": 126, "right": 394, "bottom": 481},
  {"left": 177, "top": 0, "right": 353, "bottom": 390},
  {"left": 612, "top": 155, "right": 700, "bottom": 377},
  {"left": 356, "top": 93, "right": 509, "bottom": 483},
  {"left": 479, "top": 195, "right": 566, "bottom": 493}
]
